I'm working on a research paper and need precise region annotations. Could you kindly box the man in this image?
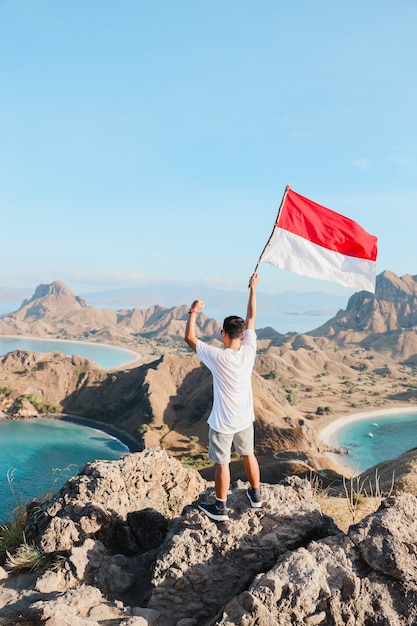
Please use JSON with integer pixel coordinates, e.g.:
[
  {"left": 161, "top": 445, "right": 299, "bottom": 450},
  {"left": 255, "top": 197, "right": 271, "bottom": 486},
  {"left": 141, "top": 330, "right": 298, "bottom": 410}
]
[{"left": 184, "top": 272, "right": 261, "bottom": 521}]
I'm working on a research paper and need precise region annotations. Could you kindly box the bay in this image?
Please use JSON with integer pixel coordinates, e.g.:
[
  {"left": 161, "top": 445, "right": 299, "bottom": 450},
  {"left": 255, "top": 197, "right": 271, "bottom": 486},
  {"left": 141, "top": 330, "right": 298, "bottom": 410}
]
[
  {"left": 323, "top": 410, "right": 417, "bottom": 474},
  {"left": 0, "top": 336, "right": 140, "bottom": 370},
  {"left": 0, "top": 417, "right": 129, "bottom": 522}
]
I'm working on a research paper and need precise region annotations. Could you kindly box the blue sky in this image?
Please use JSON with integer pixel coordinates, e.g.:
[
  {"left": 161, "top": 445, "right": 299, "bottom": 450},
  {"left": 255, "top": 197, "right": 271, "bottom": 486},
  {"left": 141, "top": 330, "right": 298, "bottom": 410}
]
[{"left": 1, "top": 1, "right": 416, "bottom": 297}]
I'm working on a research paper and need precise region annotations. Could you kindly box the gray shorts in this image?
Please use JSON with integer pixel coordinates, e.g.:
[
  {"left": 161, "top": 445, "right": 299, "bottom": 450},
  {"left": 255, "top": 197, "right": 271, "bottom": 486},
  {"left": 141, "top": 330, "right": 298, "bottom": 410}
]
[{"left": 208, "top": 424, "right": 254, "bottom": 465}]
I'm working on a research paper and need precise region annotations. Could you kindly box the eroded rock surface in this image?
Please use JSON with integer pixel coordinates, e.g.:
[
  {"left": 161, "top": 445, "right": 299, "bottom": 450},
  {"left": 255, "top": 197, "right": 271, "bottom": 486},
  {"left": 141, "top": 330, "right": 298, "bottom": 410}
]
[{"left": 1, "top": 449, "right": 417, "bottom": 625}]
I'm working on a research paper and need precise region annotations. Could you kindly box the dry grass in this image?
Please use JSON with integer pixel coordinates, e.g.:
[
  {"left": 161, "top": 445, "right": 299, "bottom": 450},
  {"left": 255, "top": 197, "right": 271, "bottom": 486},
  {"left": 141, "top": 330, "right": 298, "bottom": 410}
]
[
  {"left": 314, "top": 468, "right": 395, "bottom": 533},
  {"left": 320, "top": 496, "right": 380, "bottom": 533}
]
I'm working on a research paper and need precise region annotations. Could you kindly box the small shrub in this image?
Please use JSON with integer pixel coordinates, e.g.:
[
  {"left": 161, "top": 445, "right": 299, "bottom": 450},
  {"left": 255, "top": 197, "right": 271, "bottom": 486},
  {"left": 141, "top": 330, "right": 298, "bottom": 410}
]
[
  {"left": 315, "top": 406, "right": 333, "bottom": 416},
  {"left": 0, "top": 386, "right": 14, "bottom": 398},
  {"left": 285, "top": 389, "right": 298, "bottom": 406},
  {"left": 0, "top": 514, "right": 26, "bottom": 557},
  {"left": 137, "top": 424, "right": 150, "bottom": 436},
  {"left": 5, "top": 542, "right": 46, "bottom": 571}
]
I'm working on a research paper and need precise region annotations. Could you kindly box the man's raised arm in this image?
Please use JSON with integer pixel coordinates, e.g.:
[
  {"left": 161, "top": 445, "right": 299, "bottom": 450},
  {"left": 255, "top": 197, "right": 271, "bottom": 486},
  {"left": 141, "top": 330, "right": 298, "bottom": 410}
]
[
  {"left": 184, "top": 299, "right": 204, "bottom": 352},
  {"left": 245, "top": 272, "right": 258, "bottom": 331}
]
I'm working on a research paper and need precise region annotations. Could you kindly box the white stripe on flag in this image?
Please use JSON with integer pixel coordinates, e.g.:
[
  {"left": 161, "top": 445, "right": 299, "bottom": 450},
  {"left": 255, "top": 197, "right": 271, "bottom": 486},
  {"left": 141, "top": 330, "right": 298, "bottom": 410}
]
[{"left": 260, "top": 227, "right": 376, "bottom": 292}]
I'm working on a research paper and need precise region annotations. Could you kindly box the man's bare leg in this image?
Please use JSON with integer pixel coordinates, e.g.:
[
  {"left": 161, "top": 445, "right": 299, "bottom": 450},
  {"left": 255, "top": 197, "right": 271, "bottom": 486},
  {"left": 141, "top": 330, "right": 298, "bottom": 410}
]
[
  {"left": 215, "top": 463, "right": 230, "bottom": 500},
  {"left": 242, "top": 454, "right": 260, "bottom": 489}
]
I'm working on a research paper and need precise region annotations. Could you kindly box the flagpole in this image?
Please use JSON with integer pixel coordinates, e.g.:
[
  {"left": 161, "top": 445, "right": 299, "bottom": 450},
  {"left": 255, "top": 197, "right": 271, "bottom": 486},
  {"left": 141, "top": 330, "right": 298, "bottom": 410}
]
[{"left": 252, "top": 183, "right": 290, "bottom": 277}]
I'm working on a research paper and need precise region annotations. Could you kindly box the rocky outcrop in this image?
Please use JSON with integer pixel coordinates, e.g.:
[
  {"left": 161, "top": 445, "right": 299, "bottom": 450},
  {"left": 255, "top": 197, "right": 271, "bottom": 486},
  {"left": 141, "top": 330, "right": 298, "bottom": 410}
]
[
  {"left": 310, "top": 270, "right": 417, "bottom": 341},
  {"left": 25, "top": 448, "right": 206, "bottom": 552},
  {"left": 1, "top": 449, "right": 417, "bottom": 625}
]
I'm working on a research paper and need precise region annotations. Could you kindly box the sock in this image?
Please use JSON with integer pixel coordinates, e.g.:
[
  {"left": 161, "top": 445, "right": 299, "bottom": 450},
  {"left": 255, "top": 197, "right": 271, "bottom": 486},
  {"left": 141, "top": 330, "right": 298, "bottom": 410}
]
[
  {"left": 252, "top": 487, "right": 261, "bottom": 496},
  {"left": 216, "top": 497, "right": 227, "bottom": 509}
]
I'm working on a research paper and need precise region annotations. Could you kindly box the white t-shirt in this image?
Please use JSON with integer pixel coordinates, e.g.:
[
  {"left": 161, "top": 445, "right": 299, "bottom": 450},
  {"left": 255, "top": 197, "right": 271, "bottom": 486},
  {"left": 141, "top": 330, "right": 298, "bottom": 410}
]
[{"left": 196, "top": 329, "right": 257, "bottom": 434}]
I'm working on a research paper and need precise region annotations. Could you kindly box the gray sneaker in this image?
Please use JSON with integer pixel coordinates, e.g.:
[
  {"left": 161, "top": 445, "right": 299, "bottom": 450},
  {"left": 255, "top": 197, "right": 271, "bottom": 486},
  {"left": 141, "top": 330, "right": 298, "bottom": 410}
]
[
  {"left": 247, "top": 487, "right": 262, "bottom": 508},
  {"left": 198, "top": 501, "right": 229, "bottom": 521}
]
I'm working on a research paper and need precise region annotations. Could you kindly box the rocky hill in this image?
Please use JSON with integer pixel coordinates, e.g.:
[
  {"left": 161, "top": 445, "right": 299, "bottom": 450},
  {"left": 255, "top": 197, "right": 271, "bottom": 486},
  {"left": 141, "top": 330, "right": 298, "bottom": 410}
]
[
  {"left": 1, "top": 448, "right": 417, "bottom": 625},
  {"left": 309, "top": 270, "right": 417, "bottom": 352}
]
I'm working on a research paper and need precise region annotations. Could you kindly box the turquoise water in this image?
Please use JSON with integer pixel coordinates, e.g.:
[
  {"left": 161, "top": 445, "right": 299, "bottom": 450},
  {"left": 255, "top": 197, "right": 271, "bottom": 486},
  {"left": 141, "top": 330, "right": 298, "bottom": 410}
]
[
  {"left": 334, "top": 412, "right": 417, "bottom": 474},
  {"left": 0, "top": 336, "right": 140, "bottom": 369},
  {"left": 0, "top": 418, "right": 128, "bottom": 522}
]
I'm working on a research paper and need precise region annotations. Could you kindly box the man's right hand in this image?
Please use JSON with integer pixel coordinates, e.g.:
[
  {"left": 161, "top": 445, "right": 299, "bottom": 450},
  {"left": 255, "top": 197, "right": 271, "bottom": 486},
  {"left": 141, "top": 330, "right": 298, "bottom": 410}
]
[{"left": 191, "top": 299, "right": 205, "bottom": 311}]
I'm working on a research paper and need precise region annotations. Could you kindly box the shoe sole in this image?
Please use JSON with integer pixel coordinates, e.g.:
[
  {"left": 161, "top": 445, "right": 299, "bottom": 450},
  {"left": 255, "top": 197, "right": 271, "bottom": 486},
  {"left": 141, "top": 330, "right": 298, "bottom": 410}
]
[
  {"left": 198, "top": 504, "right": 229, "bottom": 521},
  {"left": 247, "top": 491, "right": 262, "bottom": 508}
]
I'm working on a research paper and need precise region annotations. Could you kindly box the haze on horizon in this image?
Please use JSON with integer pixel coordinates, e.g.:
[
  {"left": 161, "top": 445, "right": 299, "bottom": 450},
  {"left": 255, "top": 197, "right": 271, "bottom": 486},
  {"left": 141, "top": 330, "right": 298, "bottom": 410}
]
[{"left": 0, "top": 2, "right": 416, "bottom": 298}]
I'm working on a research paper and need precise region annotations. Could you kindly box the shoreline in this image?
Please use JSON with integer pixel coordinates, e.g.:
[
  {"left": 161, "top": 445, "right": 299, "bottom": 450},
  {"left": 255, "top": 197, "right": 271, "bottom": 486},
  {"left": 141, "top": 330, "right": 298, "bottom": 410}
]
[
  {"left": 50, "top": 413, "right": 143, "bottom": 453},
  {"left": 319, "top": 406, "right": 417, "bottom": 475},
  {"left": 0, "top": 334, "right": 142, "bottom": 369}
]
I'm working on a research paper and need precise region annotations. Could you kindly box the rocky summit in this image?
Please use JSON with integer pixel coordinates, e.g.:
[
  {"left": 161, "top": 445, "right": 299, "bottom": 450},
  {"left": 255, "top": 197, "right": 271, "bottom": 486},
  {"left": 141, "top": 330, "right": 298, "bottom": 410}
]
[{"left": 1, "top": 448, "right": 417, "bottom": 625}]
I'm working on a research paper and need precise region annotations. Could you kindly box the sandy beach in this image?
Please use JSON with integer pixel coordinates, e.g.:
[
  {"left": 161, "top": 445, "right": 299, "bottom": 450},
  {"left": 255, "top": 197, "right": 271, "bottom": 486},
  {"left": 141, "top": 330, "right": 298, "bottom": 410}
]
[{"left": 0, "top": 334, "right": 142, "bottom": 368}]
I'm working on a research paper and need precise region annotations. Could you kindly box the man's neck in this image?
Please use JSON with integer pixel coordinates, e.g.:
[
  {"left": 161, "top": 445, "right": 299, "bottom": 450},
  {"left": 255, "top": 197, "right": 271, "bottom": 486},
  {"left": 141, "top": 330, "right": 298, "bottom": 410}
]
[{"left": 223, "top": 336, "right": 242, "bottom": 351}]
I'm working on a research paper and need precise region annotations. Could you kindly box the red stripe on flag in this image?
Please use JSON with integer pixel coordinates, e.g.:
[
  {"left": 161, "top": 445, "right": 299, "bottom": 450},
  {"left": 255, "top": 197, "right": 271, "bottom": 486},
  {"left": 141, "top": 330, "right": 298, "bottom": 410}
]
[{"left": 277, "top": 190, "right": 378, "bottom": 261}]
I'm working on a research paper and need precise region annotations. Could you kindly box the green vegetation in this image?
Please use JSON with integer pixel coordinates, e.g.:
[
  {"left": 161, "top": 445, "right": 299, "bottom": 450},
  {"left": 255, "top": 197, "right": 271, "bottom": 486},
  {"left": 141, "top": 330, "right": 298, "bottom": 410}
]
[
  {"left": 137, "top": 423, "right": 150, "bottom": 436},
  {"left": 0, "top": 510, "right": 27, "bottom": 559},
  {"left": 21, "top": 394, "right": 59, "bottom": 413},
  {"left": 180, "top": 435, "right": 213, "bottom": 470},
  {"left": 0, "top": 466, "right": 75, "bottom": 571},
  {"left": 0, "top": 386, "right": 14, "bottom": 397},
  {"left": 5, "top": 542, "right": 46, "bottom": 572},
  {"left": 284, "top": 388, "right": 298, "bottom": 406},
  {"left": 180, "top": 453, "right": 212, "bottom": 470},
  {"left": 315, "top": 406, "right": 333, "bottom": 416}
]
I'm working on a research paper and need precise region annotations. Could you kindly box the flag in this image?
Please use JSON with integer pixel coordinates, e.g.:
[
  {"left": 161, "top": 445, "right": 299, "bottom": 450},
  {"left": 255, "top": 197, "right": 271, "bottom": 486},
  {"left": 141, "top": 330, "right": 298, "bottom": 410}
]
[{"left": 259, "top": 187, "right": 378, "bottom": 292}]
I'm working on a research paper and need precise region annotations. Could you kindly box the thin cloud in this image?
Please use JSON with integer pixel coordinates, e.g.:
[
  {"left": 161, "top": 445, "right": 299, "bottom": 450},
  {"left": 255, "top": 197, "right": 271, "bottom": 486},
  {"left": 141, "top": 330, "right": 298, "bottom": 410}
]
[{"left": 352, "top": 158, "right": 373, "bottom": 171}]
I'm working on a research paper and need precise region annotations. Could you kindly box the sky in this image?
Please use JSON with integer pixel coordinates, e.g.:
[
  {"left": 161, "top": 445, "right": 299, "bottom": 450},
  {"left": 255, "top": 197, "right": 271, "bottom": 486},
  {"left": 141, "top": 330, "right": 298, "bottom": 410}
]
[{"left": 0, "top": 0, "right": 416, "bottom": 298}]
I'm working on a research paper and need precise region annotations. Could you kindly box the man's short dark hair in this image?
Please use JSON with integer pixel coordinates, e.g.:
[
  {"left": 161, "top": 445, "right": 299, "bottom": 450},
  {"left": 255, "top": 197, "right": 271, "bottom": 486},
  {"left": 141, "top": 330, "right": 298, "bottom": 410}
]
[{"left": 223, "top": 315, "right": 246, "bottom": 339}]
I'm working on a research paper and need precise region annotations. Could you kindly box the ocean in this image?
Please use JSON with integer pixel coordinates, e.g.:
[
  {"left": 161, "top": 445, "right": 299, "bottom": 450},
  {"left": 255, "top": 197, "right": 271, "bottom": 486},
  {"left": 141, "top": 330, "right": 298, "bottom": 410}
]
[{"left": 0, "top": 417, "right": 128, "bottom": 523}]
